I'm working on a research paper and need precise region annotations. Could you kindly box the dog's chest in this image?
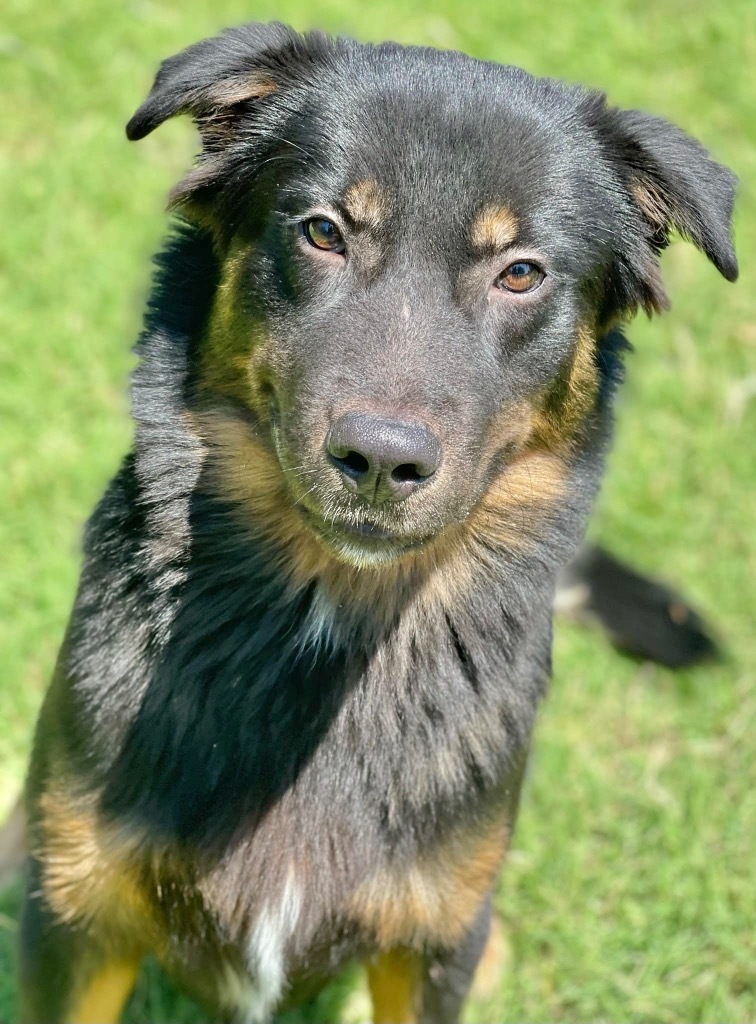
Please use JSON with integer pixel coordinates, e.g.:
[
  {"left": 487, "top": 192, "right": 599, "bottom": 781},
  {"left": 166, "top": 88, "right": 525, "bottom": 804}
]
[
  {"left": 229, "top": 871, "right": 305, "bottom": 1023},
  {"left": 197, "top": 800, "right": 510, "bottom": 1021}
]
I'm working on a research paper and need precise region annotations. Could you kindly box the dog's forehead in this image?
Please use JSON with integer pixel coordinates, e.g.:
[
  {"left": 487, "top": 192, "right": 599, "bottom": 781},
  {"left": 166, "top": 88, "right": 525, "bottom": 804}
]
[{"left": 286, "top": 46, "right": 607, "bottom": 241}]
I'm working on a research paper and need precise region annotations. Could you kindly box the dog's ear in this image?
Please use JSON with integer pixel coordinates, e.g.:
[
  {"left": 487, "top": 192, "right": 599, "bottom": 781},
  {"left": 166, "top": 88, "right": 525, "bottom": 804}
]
[
  {"left": 126, "top": 23, "right": 327, "bottom": 228},
  {"left": 126, "top": 22, "right": 300, "bottom": 142},
  {"left": 593, "top": 103, "right": 738, "bottom": 315}
]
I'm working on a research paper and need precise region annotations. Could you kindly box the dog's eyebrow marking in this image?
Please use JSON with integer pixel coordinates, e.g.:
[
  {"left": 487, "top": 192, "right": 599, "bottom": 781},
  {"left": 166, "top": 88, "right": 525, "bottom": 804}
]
[
  {"left": 470, "top": 204, "right": 519, "bottom": 251},
  {"left": 343, "top": 179, "right": 388, "bottom": 229}
]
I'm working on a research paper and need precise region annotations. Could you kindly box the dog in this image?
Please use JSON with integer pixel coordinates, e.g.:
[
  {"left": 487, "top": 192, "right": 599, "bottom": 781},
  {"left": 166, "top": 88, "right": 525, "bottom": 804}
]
[{"left": 17, "top": 23, "right": 737, "bottom": 1024}]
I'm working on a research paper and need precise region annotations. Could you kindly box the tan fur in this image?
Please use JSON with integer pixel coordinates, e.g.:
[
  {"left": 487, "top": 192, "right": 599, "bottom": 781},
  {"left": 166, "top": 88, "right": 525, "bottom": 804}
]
[
  {"left": 530, "top": 321, "right": 600, "bottom": 449},
  {"left": 468, "top": 447, "right": 567, "bottom": 552},
  {"left": 367, "top": 949, "right": 422, "bottom": 1024},
  {"left": 198, "top": 241, "right": 267, "bottom": 406},
  {"left": 630, "top": 179, "right": 671, "bottom": 230},
  {"left": 65, "top": 961, "right": 140, "bottom": 1024},
  {"left": 205, "top": 74, "right": 277, "bottom": 107},
  {"left": 627, "top": 181, "right": 675, "bottom": 313},
  {"left": 561, "top": 321, "right": 601, "bottom": 429},
  {"left": 350, "top": 817, "right": 509, "bottom": 950},
  {"left": 33, "top": 785, "right": 153, "bottom": 943},
  {"left": 344, "top": 179, "right": 389, "bottom": 229},
  {"left": 470, "top": 204, "right": 519, "bottom": 251}
]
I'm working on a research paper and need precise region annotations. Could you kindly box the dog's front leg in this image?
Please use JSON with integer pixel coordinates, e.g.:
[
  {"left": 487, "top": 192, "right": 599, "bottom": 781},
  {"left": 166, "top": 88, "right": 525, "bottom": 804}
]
[
  {"left": 18, "top": 857, "right": 141, "bottom": 1024},
  {"left": 419, "top": 895, "right": 494, "bottom": 1024},
  {"left": 365, "top": 895, "right": 493, "bottom": 1024}
]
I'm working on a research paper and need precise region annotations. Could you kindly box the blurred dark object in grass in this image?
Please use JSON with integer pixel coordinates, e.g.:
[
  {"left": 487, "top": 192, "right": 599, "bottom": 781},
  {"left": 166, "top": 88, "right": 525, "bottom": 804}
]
[{"left": 557, "top": 544, "right": 720, "bottom": 668}]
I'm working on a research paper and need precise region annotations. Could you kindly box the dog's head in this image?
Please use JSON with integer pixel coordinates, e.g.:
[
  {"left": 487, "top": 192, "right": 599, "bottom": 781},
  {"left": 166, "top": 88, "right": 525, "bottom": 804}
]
[{"left": 128, "top": 25, "right": 737, "bottom": 571}]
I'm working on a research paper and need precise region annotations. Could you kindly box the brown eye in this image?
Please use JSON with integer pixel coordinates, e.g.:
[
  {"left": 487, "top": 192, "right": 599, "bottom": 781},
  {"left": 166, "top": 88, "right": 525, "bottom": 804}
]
[
  {"left": 497, "top": 261, "right": 544, "bottom": 293},
  {"left": 303, "top": 217, "right": 345, "bottom": 253}
]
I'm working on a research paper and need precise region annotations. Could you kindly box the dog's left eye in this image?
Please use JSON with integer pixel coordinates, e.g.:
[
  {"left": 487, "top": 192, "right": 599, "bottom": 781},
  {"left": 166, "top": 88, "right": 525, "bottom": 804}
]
[
  {"left": 303, "top": 218, "right": 346, "bottom": 253},
  {"left": 496, "top": 261, "right": 544, "bottom": 293}
]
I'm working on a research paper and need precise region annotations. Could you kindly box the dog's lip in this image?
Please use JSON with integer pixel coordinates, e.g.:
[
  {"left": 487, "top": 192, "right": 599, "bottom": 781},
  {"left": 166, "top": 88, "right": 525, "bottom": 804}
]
[
  {"left": 299, "top": 505, "right": 429, "bottom": 548},
  {"left": 330, "top": 518, "right": 432, "bottom": 552},
  {"left": 338, "top": 519, "right": 397, "bottom": 540}
]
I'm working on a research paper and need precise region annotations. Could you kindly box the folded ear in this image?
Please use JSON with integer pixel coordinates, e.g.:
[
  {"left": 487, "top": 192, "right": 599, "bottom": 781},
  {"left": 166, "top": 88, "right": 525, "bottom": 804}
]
[
  {"left": 126, "top": 23, "right": 330, "bottom": 229},
  {"left": 619, "top": 110, "right": 738, "bottom": 280},
  {"left": 126, "top": 22, "right": 300, "bottom": 142},
  {"left": 592, "top": 103, "right": 738, "bottom": 316}
]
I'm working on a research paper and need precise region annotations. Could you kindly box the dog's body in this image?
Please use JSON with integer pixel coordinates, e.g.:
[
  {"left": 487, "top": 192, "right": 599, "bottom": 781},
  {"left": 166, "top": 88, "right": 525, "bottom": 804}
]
[{"left": 18, "top": 25, "right": 736, "bottom": 1024}]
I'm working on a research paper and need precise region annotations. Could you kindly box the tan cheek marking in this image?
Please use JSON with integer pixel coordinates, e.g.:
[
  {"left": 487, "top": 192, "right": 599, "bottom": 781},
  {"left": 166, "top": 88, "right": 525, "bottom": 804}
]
[
  {"left": 198, "top": 240, "right": 269, "bottom": 409},
  {"left": 467, "top": 323, "right": 600, "bottom": 552},
  {"left": 467, "top": 448, "right": 568, "bottom": 552},
  {"left": 66, "top": 961, "right": 141, "bottom": 1024},
  {"left": 344, "top": 179, "right": 389, "bottom": 229},
  {"left": 562, "top": 321, "right": 601, "bottom": 427},
  {"left": 530, "top": 321, "right": 600, "bottom": 448},
  {"left": 351, "top": 819, "right": 508, "bottom": 950},
  {"left": 367, "top": 949, "right": 422, "bottom": 1024},
  {"left": 470, "top": 204, "right": 519, "bottom": 251},
  {"left": 193, "top": 410, "right": 335, "bottom": 588}
]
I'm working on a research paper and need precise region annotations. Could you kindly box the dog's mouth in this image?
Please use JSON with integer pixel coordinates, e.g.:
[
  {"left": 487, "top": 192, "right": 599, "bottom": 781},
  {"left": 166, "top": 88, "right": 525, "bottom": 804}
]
[
  {"left": 269, "top": 414, "right": 443, "bottom": 564},
  {"left": 299, "top": 505, "right": 434, "bottom": 565},
  {"left": 333, "top": 518, "right": 397, "bottom": 541}
]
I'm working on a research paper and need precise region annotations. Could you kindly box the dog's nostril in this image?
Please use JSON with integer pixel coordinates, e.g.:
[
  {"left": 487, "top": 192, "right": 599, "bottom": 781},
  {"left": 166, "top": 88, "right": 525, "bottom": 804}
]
[
  {"left": 391, "top": 463, "right": 427, "bottom": 484},
  {"left": 327, "top": 413, "right": 442, "bottom": 502},
  {"left": 330, "top": 450, "right": 370, "bottom": 479}
]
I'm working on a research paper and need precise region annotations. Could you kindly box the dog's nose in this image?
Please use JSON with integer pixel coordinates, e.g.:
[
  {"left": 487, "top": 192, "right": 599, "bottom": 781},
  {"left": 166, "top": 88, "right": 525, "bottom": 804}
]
[{"left": 327, "top": 413, "right": 441, "bottom": 502}]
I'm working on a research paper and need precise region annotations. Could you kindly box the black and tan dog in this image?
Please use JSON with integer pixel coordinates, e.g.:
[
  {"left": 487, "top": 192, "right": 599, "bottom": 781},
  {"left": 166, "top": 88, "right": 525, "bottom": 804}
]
[{"left": 17, "top": 23, "right": 737, "bottom": 1024}]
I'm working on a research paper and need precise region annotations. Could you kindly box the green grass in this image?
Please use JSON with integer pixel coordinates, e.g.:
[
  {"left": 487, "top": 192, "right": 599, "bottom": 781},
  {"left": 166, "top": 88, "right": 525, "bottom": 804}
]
[{"left": 1, "top": 0, "right": 754, "bottom": 1019}]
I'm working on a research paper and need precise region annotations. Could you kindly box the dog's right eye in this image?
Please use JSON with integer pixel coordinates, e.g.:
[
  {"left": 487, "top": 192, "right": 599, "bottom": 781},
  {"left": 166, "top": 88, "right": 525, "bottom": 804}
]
[{"left": 303, "top": 218, "right": 346, "bottom": 253}]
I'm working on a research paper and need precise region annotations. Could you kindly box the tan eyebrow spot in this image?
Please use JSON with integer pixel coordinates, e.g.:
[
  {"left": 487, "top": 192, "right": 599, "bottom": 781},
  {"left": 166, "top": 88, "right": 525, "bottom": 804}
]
[
  {"left": 470, "top": 204, "right": 519, "bottom": 251},
  {"left": 343, "top": 179, "right": 389, "bottom": 229}
]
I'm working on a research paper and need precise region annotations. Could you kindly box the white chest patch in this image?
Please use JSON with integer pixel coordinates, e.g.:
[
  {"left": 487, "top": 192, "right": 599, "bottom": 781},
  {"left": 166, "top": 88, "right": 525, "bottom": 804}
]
[
  {"left": 235, "top": 871, "right": 303, "bottom": 1023},
  {"left": 297, "top": 586, "right": 339, "bottom": 652}
]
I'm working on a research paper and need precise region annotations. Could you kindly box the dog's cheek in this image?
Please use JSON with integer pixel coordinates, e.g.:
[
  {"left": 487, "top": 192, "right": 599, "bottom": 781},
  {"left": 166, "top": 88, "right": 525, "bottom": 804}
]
[
  {"left": 528, "top": 321, "right": 601, "bottom": 449},
  {"left": 462, "top": 321, "right": 601, "bottom": 553},
  {"left": 193, "top": 242, "right": 283, "bottom": 420}
]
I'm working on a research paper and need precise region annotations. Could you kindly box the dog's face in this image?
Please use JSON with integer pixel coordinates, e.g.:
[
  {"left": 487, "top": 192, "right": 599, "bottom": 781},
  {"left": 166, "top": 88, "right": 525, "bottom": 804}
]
[{"left": 128, "top": 25, "right": 736, "bottom": 568}]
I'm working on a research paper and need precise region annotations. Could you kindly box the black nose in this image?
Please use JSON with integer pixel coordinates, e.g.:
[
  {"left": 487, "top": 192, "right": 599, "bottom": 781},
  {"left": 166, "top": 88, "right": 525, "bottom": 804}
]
[{"left": 326, "top": 413, "right": 442, "bottom": 503}]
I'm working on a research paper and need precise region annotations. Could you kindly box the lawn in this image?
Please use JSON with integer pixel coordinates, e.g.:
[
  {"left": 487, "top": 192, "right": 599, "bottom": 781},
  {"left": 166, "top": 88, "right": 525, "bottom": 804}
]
[{"left": 0, "top": 0, "right": 754, "bottom": 1020}]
